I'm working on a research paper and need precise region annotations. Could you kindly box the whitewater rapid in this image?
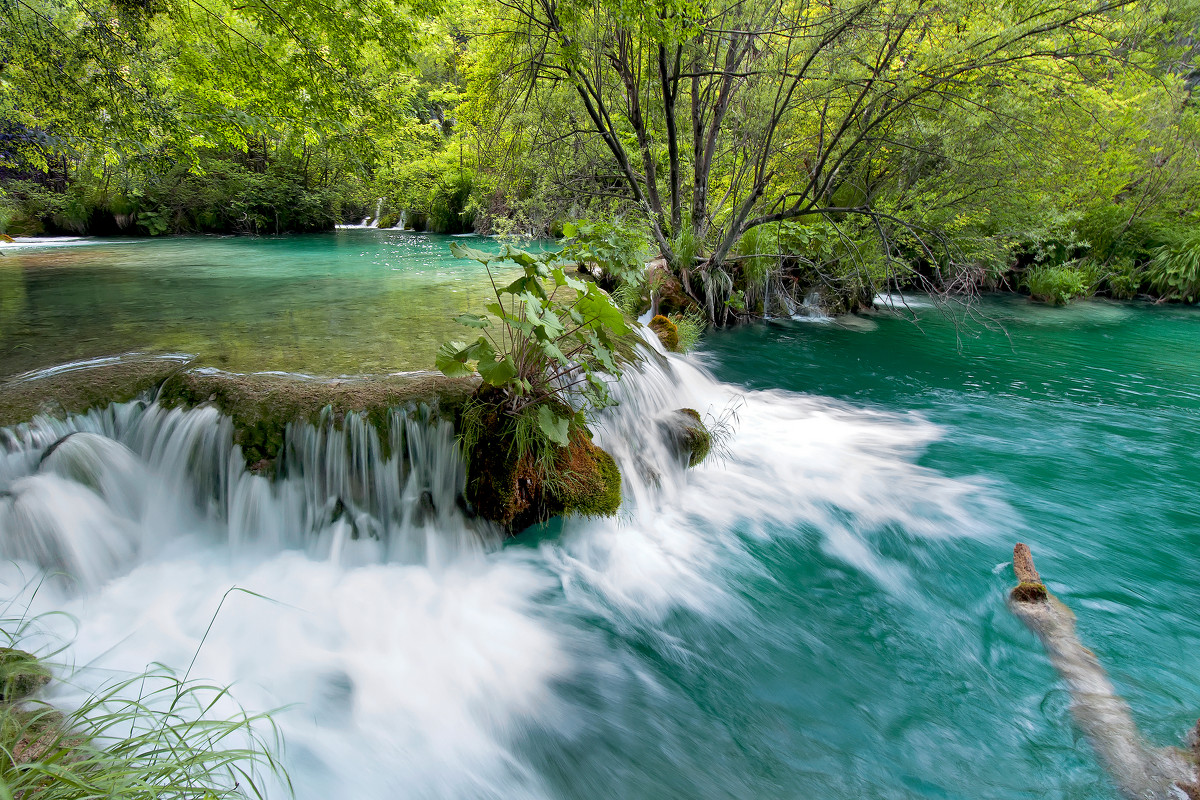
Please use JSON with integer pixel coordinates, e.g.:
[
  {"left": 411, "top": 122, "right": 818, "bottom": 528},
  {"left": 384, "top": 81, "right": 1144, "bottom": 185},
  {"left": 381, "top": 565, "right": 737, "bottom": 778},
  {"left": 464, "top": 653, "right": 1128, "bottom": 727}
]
[{"left": 0, "top": 347, "right": 1006, "bottom": 799}]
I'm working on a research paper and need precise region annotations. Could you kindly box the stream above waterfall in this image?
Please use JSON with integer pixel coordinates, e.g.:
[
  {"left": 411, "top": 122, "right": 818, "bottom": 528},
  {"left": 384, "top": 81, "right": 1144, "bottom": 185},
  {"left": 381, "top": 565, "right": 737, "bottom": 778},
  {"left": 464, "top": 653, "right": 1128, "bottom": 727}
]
[{"left": 1, "top": 234, "right": 1198, "bottom": 799}]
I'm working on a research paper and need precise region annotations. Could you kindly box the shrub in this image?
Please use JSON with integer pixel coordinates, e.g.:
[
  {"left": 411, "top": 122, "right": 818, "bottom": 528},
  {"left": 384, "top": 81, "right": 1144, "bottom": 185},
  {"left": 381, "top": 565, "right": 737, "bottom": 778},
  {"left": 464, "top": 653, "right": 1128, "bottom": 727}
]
[
  {"left": 1022, "top": 265, "right": 1089, "bottom": 305},
  {"left": 437, "top": 242, "right": 633, "bottom": 451},
  {"left": 561, "top": 218, "right": 650, "bottom": 290},
  {"left": 1147, "top": 230, "right": 1200, "bottom": 303}
]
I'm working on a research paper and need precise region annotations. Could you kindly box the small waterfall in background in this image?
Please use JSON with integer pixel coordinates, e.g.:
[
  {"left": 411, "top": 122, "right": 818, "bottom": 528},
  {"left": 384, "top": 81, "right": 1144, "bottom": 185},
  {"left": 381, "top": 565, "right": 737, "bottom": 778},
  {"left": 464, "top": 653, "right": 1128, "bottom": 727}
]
[
  {"left": 336, "top": 197, "right": 387, "bottom": 229},
  {"left": 391, "top": 210, "right": 407, "bottom": 230}
]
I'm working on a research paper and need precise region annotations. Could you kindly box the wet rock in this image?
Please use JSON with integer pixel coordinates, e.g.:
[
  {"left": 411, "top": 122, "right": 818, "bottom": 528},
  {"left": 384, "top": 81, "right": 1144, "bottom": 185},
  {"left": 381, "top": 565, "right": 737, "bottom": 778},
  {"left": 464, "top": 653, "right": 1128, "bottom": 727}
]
[
  {"left": 661, "top": 408, "right": 712, "bottom": 468},
  {"left": 0, "top": 648, "right": 50, "bottom": 702},
  {"left": 158, "top": 370, "right": 477, "bottom": 468},
  {"left": 0, "top": 355, "right": 191, "bottom": 428}
]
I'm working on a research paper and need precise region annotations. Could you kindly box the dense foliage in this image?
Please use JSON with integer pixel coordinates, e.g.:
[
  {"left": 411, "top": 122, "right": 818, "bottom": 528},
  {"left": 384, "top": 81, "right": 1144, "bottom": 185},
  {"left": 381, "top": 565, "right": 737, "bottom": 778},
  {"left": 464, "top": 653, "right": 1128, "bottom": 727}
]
[{"left": 2, "top": 0, "right": 1198, "bottom": 308}]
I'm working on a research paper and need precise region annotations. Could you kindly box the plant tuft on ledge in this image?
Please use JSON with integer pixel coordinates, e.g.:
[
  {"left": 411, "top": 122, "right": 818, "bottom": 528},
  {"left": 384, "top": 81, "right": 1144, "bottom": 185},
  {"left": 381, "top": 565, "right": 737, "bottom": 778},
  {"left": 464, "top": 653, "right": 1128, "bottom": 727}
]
[{"left": 437, "top": 241, "right": 635, "bottom": 532}]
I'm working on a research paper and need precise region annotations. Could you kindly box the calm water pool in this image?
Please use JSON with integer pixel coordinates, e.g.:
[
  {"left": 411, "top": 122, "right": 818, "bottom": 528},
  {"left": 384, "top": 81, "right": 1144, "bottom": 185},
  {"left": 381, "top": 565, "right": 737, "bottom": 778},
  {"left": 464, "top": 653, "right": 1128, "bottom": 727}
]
[{"left": 0, "top": 231, "right": 526, "bottom": 379}]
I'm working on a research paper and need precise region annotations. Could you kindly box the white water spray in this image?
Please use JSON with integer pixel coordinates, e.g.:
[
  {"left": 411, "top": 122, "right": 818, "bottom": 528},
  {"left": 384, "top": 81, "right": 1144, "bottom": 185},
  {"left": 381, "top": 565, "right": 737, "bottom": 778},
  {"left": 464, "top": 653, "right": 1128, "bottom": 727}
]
[{"left": 0, "top": 350, "right": 1004, "bottom": 799}]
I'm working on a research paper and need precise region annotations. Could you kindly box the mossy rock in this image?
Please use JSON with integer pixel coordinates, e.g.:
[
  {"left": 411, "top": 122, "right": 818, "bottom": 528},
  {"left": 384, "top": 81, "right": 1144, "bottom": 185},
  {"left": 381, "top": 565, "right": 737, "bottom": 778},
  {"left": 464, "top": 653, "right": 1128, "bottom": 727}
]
[
  {"left": 158, "top": 370, "right": 478, "bottom": 470},
  {"left": 649, "top": 315, "right": 680, "bottom": 352},
  {"left": 662, "top": 408, "right": 711, "bottom": 468},
  {"left": 464, "top": 399, "right": 621, "bottom": 533},
  {"left": 0, "top": 648, "right": 50, "bottom": 702}
]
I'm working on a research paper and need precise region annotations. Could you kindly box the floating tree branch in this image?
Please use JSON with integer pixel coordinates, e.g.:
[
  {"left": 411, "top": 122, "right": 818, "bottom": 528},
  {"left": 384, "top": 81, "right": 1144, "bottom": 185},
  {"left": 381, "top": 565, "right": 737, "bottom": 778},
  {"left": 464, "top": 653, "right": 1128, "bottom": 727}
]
[{"left": 1008, "top": 542, "right": 1199, "bottom": 800}]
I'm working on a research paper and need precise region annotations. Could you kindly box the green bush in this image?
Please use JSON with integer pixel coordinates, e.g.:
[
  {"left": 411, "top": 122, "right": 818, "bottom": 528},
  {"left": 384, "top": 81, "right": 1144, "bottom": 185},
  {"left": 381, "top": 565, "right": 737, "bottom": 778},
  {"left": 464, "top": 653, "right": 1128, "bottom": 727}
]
[
  {"left": 1147, "top": 230, "right": 1200, "bottom": 303},
  {"left": 1022, "top": 265, "right": 1089, "bottom": 305},
  {"left": 437, "top": 242, "right": 633, "bottom": 452},
  {"left": 427, "top": 173, "right": 475, "bottom": 234}
]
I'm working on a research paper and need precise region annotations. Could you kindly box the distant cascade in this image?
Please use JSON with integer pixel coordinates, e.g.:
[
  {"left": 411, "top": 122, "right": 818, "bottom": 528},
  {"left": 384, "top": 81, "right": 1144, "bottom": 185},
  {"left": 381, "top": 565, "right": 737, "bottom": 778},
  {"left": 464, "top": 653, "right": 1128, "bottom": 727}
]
[
  {"left": 0, "top": 398, "right": 498, "bottom": 586},
  {"left": 391, "top": 210, "right": 407, "bottom": 230}
]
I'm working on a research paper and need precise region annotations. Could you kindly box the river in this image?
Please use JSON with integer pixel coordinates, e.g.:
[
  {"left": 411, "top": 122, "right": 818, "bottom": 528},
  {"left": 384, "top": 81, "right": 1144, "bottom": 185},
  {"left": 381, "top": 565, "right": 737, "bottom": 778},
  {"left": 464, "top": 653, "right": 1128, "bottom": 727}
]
[{"left": 1, "top": 233, "right": 1197, "bottom": 798}]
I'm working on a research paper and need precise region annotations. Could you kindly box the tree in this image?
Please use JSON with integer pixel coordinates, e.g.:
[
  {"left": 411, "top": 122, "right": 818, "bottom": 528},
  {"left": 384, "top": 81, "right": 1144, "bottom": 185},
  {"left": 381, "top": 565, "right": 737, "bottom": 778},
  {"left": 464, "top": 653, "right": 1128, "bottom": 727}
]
[{"left": 476, "top": 0, "right": 1173, "bottom": 319}]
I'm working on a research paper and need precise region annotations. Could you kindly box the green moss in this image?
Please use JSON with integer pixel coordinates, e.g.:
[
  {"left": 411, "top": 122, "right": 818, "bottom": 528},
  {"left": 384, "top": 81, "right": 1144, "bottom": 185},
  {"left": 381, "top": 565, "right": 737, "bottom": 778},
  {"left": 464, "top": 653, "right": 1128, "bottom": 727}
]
[
  {"left": 158, "top": 370, "right": 477, "bottom": 469},
  {"left": 1011, "top": 581, "right": 1049, "bottom": 603},
  {"left": 0, "top": 648, "right": 50, "bottom": 702},
  {"left": 463, "top": 397, "right": 621, "bottom": 533},
  {"left": 678, "top": 408, "right": 712, "bottom": 467},
  {"left": 0, "top": 357, "right": 191, "bottom": 429},
  {"left": 553, "top": 432, "right": 621, "bottom": 517},
  {"left": 649, "top": 314, "right": 680, "bottom": 352}
]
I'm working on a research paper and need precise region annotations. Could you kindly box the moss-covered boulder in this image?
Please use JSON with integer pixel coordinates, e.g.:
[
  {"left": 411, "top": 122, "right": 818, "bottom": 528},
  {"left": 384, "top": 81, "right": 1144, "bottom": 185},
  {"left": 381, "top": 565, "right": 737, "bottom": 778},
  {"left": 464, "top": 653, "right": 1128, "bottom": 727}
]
[
  {"left": 649, "top": 315, "right": 680, "bottom": 352},
  {"left": 464, "top": 400, "right": 621, "bottom": 533},
  {"left": 662, "top": 408, "right": 711, "bottom": 467},
  {"left": 0, "top": 648, "right": 50, "bottom": 702}
]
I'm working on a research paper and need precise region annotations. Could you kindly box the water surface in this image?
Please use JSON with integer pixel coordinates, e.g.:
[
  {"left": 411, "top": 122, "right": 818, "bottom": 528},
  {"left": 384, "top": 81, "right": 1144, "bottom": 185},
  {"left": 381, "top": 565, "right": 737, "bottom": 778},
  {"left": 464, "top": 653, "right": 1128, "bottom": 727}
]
[
  {"left": 0, "top": 231, "right": 522, "bottom": 379},
  {"left": 0, "top": 250, "right": 1197, "bottom": 799}
]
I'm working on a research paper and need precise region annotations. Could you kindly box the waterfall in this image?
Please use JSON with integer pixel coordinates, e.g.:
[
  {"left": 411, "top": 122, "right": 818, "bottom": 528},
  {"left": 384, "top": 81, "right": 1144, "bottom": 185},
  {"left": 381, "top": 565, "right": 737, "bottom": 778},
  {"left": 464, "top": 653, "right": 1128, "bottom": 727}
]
[
  {"left": 0, "top": 399, "right": 498, "bottom": 586},
  {"left": 391, "top": 210, "right": 407, "bottom": 230},
  {"left": 0, "top": 348, "right": 1001, "bottom": 800}
]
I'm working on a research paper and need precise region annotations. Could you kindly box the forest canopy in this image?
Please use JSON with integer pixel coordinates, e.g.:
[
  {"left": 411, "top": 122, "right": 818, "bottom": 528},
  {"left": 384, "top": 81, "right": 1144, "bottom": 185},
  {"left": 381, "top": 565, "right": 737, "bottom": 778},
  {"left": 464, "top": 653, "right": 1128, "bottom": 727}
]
[{"left": 2, "top": 0, "right": 1198, "bottom": 314}]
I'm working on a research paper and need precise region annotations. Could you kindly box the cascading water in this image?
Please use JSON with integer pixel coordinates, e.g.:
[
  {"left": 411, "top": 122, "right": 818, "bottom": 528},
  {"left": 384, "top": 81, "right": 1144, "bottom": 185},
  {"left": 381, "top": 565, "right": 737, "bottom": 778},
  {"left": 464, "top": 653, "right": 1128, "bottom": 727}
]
[{"left": 0, "top": 347, "right": 1009, "bottom": 799}]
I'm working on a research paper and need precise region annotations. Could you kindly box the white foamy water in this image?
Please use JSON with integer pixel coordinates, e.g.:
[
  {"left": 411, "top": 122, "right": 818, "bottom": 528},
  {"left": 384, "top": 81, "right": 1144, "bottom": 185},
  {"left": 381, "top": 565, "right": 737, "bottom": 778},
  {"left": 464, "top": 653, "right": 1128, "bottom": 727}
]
[
  {"left": 0, "top": 349, "right": 1006, "bottom": 798},
  {"left": 0, "top": 236, "right": 146, "bottom": 250}
]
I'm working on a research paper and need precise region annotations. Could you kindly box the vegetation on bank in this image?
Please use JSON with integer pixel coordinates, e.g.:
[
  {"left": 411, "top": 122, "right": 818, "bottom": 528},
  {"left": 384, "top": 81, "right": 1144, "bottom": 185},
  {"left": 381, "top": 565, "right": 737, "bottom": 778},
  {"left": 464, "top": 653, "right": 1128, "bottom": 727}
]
[
  {"left": 3, "top": 0, "right": 1198, "bottom": 312},
  {"left": 0, "top": 608, "right": 285, "bottom": 799},
  {"left": 435, "top": 241, "right": 636, "bottom": 530}
]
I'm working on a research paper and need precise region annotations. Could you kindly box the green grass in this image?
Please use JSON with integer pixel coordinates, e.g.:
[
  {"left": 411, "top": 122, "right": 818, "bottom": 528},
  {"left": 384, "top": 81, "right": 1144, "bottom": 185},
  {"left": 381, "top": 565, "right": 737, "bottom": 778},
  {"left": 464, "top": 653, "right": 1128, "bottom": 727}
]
[{"left": 0, "top": 590, "right": 290, "bottom": 800}]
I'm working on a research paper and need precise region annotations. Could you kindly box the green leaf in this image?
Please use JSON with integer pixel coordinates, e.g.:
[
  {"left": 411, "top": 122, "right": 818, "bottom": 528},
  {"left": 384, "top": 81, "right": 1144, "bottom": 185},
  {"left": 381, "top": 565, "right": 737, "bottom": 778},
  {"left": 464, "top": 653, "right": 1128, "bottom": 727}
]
[
  {"left": 537, "top": 404, "right": 571, "bottom": 447},
  {"left": 455, "top": 313, "right": 490, "bottom": 329},
  {"left": 503, "top": 275, "right": 547, "bottom": 299},
  {"left": 435, "top": 340, "right": 477, "bottom": 378},
  {"left": 449, "top": 243, "right": 494, "bottom": 264},
  {"left": 576, "top": 288, "right": 630, "bottom": 335},
  {"left": 562, "top": 221, "right": 578, "bottom": 238},
  {"left": 540, "top": 339, "right": 571, "bottom": 366},
  {"left": 551, "top": 266, "right": 586, "bottom": 291},
  {"left": 478, "top": 354, "right": 517, "bottom": 386}
]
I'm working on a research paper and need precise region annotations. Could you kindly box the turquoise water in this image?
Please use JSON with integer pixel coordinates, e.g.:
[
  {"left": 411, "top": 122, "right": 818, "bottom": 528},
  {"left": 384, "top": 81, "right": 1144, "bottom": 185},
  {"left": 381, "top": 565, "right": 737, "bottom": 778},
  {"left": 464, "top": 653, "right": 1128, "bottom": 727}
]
[
  {"left": 680, "top": 299, "right": 1200, "bottom": 797},
  {"left": 0, "top": 231, "right": 525, "bottom": 379},
  {"left": 1, "top": 235, "right": 1198, "bottom": 799}
]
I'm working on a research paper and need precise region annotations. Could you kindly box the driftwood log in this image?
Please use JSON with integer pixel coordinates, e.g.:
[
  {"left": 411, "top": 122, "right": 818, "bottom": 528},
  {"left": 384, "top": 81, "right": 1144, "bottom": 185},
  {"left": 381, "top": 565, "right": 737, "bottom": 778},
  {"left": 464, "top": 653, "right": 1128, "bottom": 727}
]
[{"left": 1009, "top": 543, "right": 1199, "bottom": 799}]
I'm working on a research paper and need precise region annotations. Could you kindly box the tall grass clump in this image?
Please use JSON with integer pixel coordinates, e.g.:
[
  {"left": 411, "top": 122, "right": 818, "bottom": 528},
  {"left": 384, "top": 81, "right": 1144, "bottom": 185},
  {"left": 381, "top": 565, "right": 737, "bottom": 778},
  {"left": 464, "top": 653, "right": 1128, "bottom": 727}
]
[
  {"left": 671, "top": 309, "right": 707, "bottom": 353},
  {"left": 0, "top": 593, "right": 289, "bottom": 800}
]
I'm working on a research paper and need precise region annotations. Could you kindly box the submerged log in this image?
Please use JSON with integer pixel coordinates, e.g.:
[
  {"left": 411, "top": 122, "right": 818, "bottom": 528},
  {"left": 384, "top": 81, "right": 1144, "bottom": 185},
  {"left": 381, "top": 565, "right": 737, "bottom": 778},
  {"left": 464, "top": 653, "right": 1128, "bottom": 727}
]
[{"left": 1008, "top": 543, "right": 1199, "bottom": 799}]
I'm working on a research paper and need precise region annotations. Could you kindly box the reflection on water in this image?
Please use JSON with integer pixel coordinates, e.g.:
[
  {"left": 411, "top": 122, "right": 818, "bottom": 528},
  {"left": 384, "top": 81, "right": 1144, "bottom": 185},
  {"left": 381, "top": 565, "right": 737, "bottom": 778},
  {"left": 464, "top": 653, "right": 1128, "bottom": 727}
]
[{"left": 0, "top": 231, "right": 526, "bottom": 379}]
